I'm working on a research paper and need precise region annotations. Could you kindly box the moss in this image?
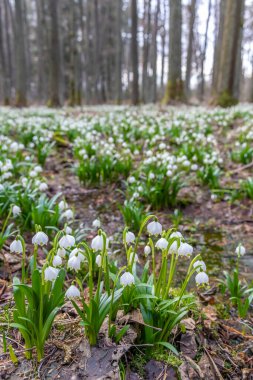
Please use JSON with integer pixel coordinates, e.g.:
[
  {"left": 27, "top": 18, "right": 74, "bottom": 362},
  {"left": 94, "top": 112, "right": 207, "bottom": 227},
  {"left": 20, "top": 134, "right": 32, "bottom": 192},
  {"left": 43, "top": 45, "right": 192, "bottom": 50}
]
[
  {"left": 162, "top": 79, "right": 185, "bottom": 104},
  {"left": 215, "top": 303, "right": 229, "bottom": 319},
  {"left": 216, "top": 91, "right": 238, "bottom": 108},
  {"left": 15, "top": 92, "right": 27, "bottom": 107},
  {"left": 130, "top": 350, "right": 148, "bottom": 377},
  {"left": 150, "top": 347, "right": 183, "bottom": 368}
]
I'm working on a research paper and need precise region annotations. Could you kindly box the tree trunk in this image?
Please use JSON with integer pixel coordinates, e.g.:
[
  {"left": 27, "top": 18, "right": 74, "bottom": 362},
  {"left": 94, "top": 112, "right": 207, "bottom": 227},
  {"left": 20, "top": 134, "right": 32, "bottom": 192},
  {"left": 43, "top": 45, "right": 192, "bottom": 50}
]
[
  {"left": 164, "top": 0, "right": 183, "bottom": 103},
  {"left": 151, "top": 0, "right": 160, "bottom": 103},
  {"left": 35, "top": 0, "right": 47, "bottom": 101},
  {"left": 131, "top": 0, "right": 139, "bottom": 105},
  {"left": 0, "top": 3, "right": 10, "bottom": 104},
  {"left": 116, "top": 0, "right": 122, "bottom": 104},
  {"left": 198, "top": 0, "right": 211, "bottom": 101},
  {"left": 212, "top": 0, "right": 225, "bottom": 92},
  {"left": 142, "top": 0, "right": 151, "bottom": 103},
  {"left": 15, "top": 0, "right": 27, "bottom": 106},
  {"left": 48, "top": 0, "right": 60, "bottom": 107},
  {"left": 213, "top": 0, "right": 245, "bottom": 106},
  {"left": 185, "top": 0, "right": 196, "bottom": 99}
]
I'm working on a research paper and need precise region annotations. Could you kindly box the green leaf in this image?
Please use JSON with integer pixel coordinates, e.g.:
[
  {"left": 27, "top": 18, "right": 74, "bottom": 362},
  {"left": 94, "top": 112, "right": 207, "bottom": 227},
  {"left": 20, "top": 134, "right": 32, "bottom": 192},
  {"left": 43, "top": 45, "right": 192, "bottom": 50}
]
[{"left": 156, "top": 341, "right": 179, "bottom": 356}]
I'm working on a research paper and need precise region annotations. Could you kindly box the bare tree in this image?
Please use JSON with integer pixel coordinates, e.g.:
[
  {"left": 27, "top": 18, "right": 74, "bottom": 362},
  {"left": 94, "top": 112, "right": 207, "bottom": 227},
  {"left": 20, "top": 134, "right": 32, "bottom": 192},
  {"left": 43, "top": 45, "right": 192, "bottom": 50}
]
[
  {"left": 213, "top": 0, "right": 245, "bottom": 106},
  {"left": 48, "top": 0, "right": 60, "bottom": 106},
  {"left": 131, "top": 0, "right": 139, "bottom": 105},
  {"left": 142, "top": 0, "right": 151, "bottom": 102},
  {"left": 185, "top": 0, "right": 196, "bottom": 98},
  {"left": 0, "top": 3, "right": 10, "bottom": 104},
  {"left": 198, "top": 0, "right": 212, "bottom": 101},
  {"left": 151, "top": 0, "right": 160, "bottom": 103},
  {"left": 164, "top": 0, "right": 183, "bottom": 103},
  {"left": 116, "top": 0, "right": 122, "bottom": 104},
  {"left": 15, "top": 0, "right": 27, "bottom": 106}
]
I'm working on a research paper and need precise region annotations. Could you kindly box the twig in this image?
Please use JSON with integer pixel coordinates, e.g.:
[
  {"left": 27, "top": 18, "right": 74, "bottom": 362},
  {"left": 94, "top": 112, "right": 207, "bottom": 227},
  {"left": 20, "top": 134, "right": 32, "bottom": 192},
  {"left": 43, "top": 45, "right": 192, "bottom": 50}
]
[{"left": 230, "top": 161, "right": 253, "bottom": 174}]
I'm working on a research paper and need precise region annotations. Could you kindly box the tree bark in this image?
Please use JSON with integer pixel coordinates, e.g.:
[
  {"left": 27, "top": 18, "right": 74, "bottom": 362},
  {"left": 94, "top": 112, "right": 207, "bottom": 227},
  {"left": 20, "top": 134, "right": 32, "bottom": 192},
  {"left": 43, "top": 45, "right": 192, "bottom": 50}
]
[
  {"left": 15, "top": 0, "right": 27, "bottom": 106},
  {"left": 164, "top": 0, "right": 183, "bottom": 103},
  {"left": 151, "top": 0, "right": 160, "bottom": 103},
  {"left": 0, "top": 3, "right": 10, "bottom": 104},
  {"left": 198, "top": 0, "right": 211, "bottom": 101},
  {"left": 116, "top": 0, "right": 122, "bottom": 104},
  {"left": 131, "top": 0, "right": 139, "bottom": 105},
  {"left": 48, "top": 0, "right": 60, "bottom": 107},
  {"left": 142, "top": 0, "right": 151, "bottom": 103},
  {"left": 213, "top": 0, "right": 245, "bottom": 106},
  {"left": 185, "top": 0, "right": 196, "bottom": 99}
]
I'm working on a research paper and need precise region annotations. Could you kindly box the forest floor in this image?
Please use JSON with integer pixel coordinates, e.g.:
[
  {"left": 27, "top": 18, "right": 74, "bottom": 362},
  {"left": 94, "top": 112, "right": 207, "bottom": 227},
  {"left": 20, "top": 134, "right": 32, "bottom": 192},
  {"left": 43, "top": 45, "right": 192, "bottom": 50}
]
[{"left": 0, "top": 106, "right": 253, "bottom": 379}]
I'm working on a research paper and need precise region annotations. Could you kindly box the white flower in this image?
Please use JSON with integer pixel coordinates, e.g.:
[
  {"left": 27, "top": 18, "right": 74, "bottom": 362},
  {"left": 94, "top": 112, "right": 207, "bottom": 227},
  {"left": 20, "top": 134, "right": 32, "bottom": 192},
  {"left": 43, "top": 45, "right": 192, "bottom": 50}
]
[
  {"left": 65, "top": 226, "right": 72, "bottom": 234},
  {"left": 0, "top": 184, "right": 4, "bottom": 191},
  {"left": 69, "top": 248, "right": 85, "bottom": 262},
  {"left": 96, "top": 254, "right": 102, "bottom": 267},
  {"left": 57, "top": 247, "right": 66, "bottom": 257},
  {"left": 178, "top": 242, "right": 193, "bottom": 257},
  {"left": 144, "top": 245, "right": 151, "bottom": 256},
  {"left": 10, "top": 239, "right": 23, "bottom": 254},
  {"left": 44, "top": 266, "right": 59, "bottom": 282},
  {"left": 91, "top": 235, "right": 108, "bottom": 251},
  {"left": 149, "top": 172, "right": 155, "bottom": 179},
  {"left": 39, "top": 182, "right": 48, "bottom": 192},
  {"left": 126, "top": 231, "right": 135, "bottom": 244},
  {"left": 235, "top": 244, "right": 246, "bottom": 257},
  {"left": 62, "top": 209, "right": 74, "bottom": 220},
  {"left": 92, "top": 219, "right": 101, "bottom": 228},
  {"left": 12, "top": 205, "right": 21, "bottom": 217},
  {"left": 168, "top": 240, "right": 179, "bottom": 254},
  {"left": 155, "top": 238, "right": 168, "bottom": 250},
  {"left": 170, "top": 231, "right": 183, "bottom": 239},
  {"left": 68, "top": 255, "right": 81, "bottom": 272},
  {"left": 193, "top": 260, "right": 206, "bottom": 272},
  {"left": 128, "top": 176, "right": 135, "bottom": 184},
  {"left": 195, "top": 272, "right": 209, "bottom": 286},
  {"left": 129, "top": 252, "right": 139, "bottom": 263},
  {"left": 66, "top": 285, "right": 80, "bottom": 299},
  {"left": 53, "top": 255, "right": 62, "bottom": 267},
  {"left": 147, "top": 221, "right": 162, "bottom": 235},
  {"left": 120, "top": 272, "right": 135, "bottom": 286},
  {"left": 59, "top": 234, "right": 75, "bottom": 248},
  {"left": 59, "top": 200, "right": 67, "bottom": 211},
  {"left": 32, "top": 231, "right": 48, "bottom": 246}
]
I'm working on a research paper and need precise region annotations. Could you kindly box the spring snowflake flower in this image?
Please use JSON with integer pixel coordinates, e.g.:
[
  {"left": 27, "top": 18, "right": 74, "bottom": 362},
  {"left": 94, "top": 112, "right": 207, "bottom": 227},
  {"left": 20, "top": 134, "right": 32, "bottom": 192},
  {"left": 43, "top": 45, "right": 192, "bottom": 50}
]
[
  {"left": 10, "top": 239, "right": 23, "bottom": 254},
  {"left": 144, "top": 245, "right": 151, "bottom": 256},
  {"left": 62, "top": 209, "right": 74, "bottom": 220},
  {"left": 53, "top": 255, "right": 62, "bottom": 267},
  {"left": 120, "top": 272, "right": 135, "bottom": 286},
  {"left": 96, "top": 254, "right": 102, "bottom": 267},
  {"left": 178, "top": 242, "right": 193, "bottom": 257},
  {"left": 147, "top": 221, "right": 162, "bottom": 235},
  {"left": 170, "top": 231, "right": 183, "bottom": 239},
  {"left": 195, "top": 272, "right": 209, "bottom": 286},
  {"left": 32, "top": 231, "right": 49, "bottom": 246},
  {"left": 66, "top": 285, "right": 80, "bottom": 299},
  {"left": 57, "top": 247, "right": 66, "bottom": 258},
  {"left": 92, "top": 219, "right": 101, "bottom": 228},
  {"left": 68, "top": 255, "right": 81, "bottom": 272},
  {"left": 39, "top": 182, "right": 48, "bottom": 192},
  {"left": 12, "top": 205, "right": 21, "bottom": 217},
  {"left": 193, "top": 260, "right": 206, "bottom": 272},
  {"left": 69, "top": 248, "right": 85, "bottom": 262},
  {"left": 128, "top": 176, "right": 135, "bottom": 184},
  {"left": 235, "top": 244, "right": 246, "bottom": 257},
  {"left": 91, "top": 235, "right": 108, "bottom": 251},
  {"left": 59, "top": 200, "right": 68, "bottom": 211},
  {"left": 126, "top": 231, "right": 135, "bottom": 244},
  {"left": 168, "top": 240, "right": 179, "bottom": 254},
  {"left": 59, "top": 234, "right": 75, "bottom": 249},
  {"left": 65, "top": 226, "right": 72, "bottom": 234},
  {"left": 155, "top": 238, "right": 168, "bottom": 250},
  {"left": 44, "top": 266, "right": 59, "bottom": 282}
]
